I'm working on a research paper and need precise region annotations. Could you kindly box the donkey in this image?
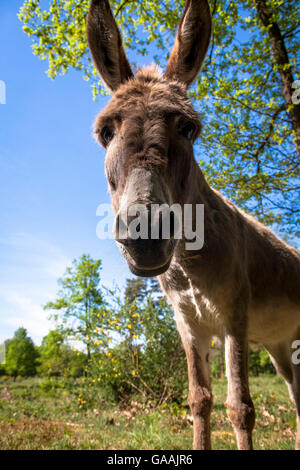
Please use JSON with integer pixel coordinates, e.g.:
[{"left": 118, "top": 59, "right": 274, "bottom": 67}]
[{"left": 87, "top": 0, "right": 300, "bottom": 449}]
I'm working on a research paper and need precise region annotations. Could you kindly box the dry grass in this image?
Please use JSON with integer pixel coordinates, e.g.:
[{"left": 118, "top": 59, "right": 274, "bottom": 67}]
[
  {"left": 0, "top": 375, "right": 297, "bottom": 450},
  {"left": 0, "top": 418, "right": 82, "bottom": 450}
]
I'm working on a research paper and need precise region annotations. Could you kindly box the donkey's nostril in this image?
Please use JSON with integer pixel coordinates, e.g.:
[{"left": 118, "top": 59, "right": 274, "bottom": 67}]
[
  {"left": 114, "top": 213, "right": 128, "bottom": 244},
  {"left": 115, "top": 211, "right": 142, "bottom": 244},
  {"left": 115, "top": 205, "right": 179, "bottom": 244},
  {"left": 169, "top": 211, "right": 175, "bottom": 238}
]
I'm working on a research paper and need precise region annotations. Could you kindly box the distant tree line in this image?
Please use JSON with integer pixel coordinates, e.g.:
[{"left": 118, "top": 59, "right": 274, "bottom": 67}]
[
  {"left": 0, "top": 327, "right": 86, "bottom": 379},
  {"left": 0, "top": 255, "right": 275, "bottom": 403}
]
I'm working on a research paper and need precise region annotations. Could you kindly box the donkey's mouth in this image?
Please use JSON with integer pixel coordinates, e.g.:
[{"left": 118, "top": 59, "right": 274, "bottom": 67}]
[
  {"left": 117, "top": 238, "right": 176, "bottom": 277},
  {"left": 127, "top": 258, "right": 172, "bottom": 278}
]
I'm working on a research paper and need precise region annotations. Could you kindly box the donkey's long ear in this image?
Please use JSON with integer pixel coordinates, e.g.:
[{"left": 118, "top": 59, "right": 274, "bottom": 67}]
[
  {"left": 87, "top": 0, "right": 133, "bottom": 92},
  {"left": 164, "top": 0, "right": 211, "bottom": 87}
]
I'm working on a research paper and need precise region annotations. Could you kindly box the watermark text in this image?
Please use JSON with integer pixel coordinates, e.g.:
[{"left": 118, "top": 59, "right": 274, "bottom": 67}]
[{"left": 96, "top": 203, "right": 204, "bottom": 250}]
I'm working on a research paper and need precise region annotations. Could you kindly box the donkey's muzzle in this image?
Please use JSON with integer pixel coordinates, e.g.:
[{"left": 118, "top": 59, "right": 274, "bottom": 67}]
[{"left": 114, "top": 205, "right": 178, "bottom": 277}]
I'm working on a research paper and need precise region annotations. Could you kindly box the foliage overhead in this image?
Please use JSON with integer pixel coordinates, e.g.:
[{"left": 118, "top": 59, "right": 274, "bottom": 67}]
[{"left": 19, "top": 0, "right": 300, "bottom": 239}]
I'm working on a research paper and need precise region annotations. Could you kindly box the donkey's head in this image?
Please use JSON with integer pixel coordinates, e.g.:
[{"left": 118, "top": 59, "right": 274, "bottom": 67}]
[{"left": 87, "top": 0, "right": 211, "bottom": 276}]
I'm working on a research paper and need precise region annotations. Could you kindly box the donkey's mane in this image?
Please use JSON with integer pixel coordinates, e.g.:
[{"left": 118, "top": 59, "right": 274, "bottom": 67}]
[
  {"left": 135, "top": 64, "right": 163, "bottom": 83},
  {"left": 96, "top": 64, "right": 200, "bottom": 130}
]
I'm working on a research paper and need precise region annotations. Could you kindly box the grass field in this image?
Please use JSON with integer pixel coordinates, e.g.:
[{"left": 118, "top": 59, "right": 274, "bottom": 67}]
[{"left": 0, "top": 374, "right": 297, "bottom": 450}]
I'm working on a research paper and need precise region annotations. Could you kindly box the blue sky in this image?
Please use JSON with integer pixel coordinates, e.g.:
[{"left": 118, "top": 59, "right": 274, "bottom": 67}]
[{"left": 0, "top": 1, "right": 143, "bottom": 345}]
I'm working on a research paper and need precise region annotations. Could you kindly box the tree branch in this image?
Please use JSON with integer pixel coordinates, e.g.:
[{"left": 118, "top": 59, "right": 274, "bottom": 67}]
[{"left": 254, "top": 0, "right": 300, "bottom": 158}]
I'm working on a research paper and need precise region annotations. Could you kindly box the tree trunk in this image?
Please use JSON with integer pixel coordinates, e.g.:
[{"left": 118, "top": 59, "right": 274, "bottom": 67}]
[{"left": 254, "top": 0, "right": 300, "bottom": 158}]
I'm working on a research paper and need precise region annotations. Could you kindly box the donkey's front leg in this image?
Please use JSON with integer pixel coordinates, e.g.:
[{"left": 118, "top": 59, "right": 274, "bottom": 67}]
[
  {"left": 225, "top": 315, "right": 255, "bottom": 450},
  {"left": 186, "top": 342, "right": 213, "bottom": 449},
  {"left": 176, "top": 313, "right": 212, "bottom": 449}
]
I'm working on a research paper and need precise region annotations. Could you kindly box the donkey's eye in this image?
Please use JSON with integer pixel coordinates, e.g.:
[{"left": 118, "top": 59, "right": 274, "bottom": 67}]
[
  {"left": 180, "top": 121, "right": 196, "bottom": 141},
  {"left": 108, "top": 177, "right": 116, "bottom": 191},
  {"left": 100, "top": 125, "right": 115, "bottom": 147}
]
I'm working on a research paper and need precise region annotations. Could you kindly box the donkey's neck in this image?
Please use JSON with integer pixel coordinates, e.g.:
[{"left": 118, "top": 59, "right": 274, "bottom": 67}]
[
  {"left": 175, "top": 162, "right": 239, "bottom": 282},
  {"left": 186, "top": 160, "right": 230, "bottom": 217}
]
